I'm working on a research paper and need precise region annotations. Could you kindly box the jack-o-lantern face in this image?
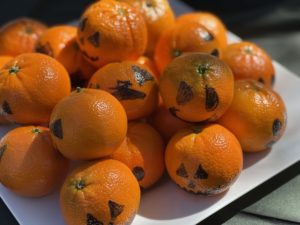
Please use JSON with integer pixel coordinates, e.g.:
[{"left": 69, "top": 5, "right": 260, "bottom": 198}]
[{"left": 165, "top": 124, "right": 243, "bottom": 195}]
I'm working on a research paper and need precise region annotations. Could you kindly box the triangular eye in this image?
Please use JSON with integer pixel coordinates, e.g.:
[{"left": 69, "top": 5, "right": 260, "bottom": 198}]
[
  {"left": 2, "top": 101, "right": 12, "bottom": 115},
  {"left": 272, "top": 119, "right": 282, "bottom": 136},
  {"left": 194, "top": 164, "right": 208, "bottom": 179},
  {"left": 50, "top": 119, "right": 63, "bottom": 139},
  {"left": 108, "top": 200, "right": 124, "bottom": 220},
  {"left": 176, "top": 163, "right": 188, "bottom": 178},
  {"left": 205, "top": 85, "right": 219, "bottom": 111},
  {"left": 86, "top": 213, "right": 103, "bottom": 225},
  {"left": 0, "top": 144, "right": 7, "bottom": 160},
  {"left": 132, "top": 65, "right": 154, "bottom": 86},
  {"left": 176, "top": 81, "right": 194, "bottom": 105}
]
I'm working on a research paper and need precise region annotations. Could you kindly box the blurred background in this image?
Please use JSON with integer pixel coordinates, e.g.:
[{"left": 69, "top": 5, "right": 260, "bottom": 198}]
[{"left": 0, "top": 0, "right": 300, "bottom": 224}]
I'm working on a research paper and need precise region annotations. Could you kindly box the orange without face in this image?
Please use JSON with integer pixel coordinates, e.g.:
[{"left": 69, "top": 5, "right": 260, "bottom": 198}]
[
  {"left": 165, "top": 124, "right": 243, "bottom": 195},
  {"left": 117, "top": 0, "right": 175, "bottom": 55},
  {"left": 154, "top": 21, "right": 222, "bottom": 73},
  {"left": 0, "top": 18, "right": 47, "bottom": 56},
  {"left": 111, "top": 122, "right": 165, "bottom": 188},
  {"left": 50, "top": 88, "right": 127, "bottom": 160},
  {"left": 0, "top": 126, "right": 69, "bottom": 197},
  {"left": 35, "top": 25, "right": 96, "bottom": 87},
  {"left": 88, "top": 62, "right": 159, "bottom": 120},
  {"left": 0, "top": 56, "right": 13, "bottom": 124},
  {"left": 136, "top": 56, "right": 160, "bottom": 78},
  {"left": 222, "top": 42, "right": 275, "bottom": 87},
  {"left": 159, "top": 53, "right": 234, "bottom": 122},
  {"left": 0, "top": 53, "right": 71, "bottom": 124},
  {"left": 177, "top": 12, "right": 228, "bottom": 52},
  {"left": 218, "top": 80, "right": 287, "bottom": 152},
  {"left": 60, "top": 159, "right": 140, "bottom": 225},
  {"left": 77, "top": 0, "right": 148, "bottom": 67},
  {"left": 149, "top": 104, "right": 191, "bottom": 141}
]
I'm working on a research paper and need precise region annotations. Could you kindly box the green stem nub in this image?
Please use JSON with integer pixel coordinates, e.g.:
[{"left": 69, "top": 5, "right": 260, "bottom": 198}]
[
  {"left": 74, "top": 180, "right": 86, "bottom": 190},
  {"left": 9, "top": 65, "right": 20, "bottom": 75},
  {"left": 32, "top": 128, "right": 42, "bottom": 134},
  {"left": 197, "top": 65, "right": 210, "bottom": 75},
  {"left": 172, "top": 49, "right": 182, "bottom": 58},
  {"left": 76, "top": 87, "right": 83, "bottom": 93}
]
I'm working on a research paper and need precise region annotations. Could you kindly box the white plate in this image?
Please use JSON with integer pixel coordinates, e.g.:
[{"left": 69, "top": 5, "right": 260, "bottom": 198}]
[{"left": 1, "top": 3, "right": 300, "bottom": 225}]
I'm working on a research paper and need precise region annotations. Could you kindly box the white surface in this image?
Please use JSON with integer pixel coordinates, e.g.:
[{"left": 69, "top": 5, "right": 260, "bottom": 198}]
[{"left": 1, "top": 2, "right": 300, "bottom": 225}]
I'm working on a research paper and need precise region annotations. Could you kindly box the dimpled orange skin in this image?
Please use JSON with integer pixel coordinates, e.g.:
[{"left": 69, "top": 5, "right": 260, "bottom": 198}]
[
  {"left": 77, "top": 0, "right": 148, "bottom": 67},
  {"left": 88, "top": 62, "right": 159, "bottom": 120},
  {"left": 222, "top": 42, "right": 275, "bottom": 88},
  {"left": 136, "top": 56, "right": 160, "bottom": 78},
  {"left": 35, "top": 25, "right": 96, "bottom": 84},
  {"left": 154, "top": 21, "right": 222, "bottom": 74},
  {"left": 111, "top": 122, "right": 165, "bottom": 188},
  {"left": 50, "top": 88, "right": 127, "bottom": 160},
  {"left": 60, "top": 159, "right": 140, "bottom": 225},
  {"left": 159, "top": 53, "right": 234, "bottom": 122},
  {"left": 149, "top": 104, "right": 191, "bottom": 141},
  {"left": 165, "top": 124, "right": 243, "bottom": 195},
  {"left": 218, "top": 80, "right": 287, "bottom": 152},
  {"left": 0, "top": 56, "right": 13, "bottom": 124},
  {"left": 0, "top": 53, "right": 71, "bottom": 124},
  {"left": 177, "top": 12, "right": 228, "bottom": 52},
  {"left": 0, "top": 126, "right": 69, "bottom": 197},
  {"left": 0, "top": 18, "right": 47, "bottom": 56},
  {"left": 116, "top": 0, "right": 175, "bottom": 55}
]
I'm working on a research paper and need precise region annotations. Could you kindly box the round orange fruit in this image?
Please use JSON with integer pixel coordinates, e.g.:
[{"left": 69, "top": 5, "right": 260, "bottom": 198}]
[
  {"left": 149, "top": 104, "right": 191, "bottom": 141},
  {"left": 111, "top": 122, "right": 165, "bottom": 188},
  {"left": 165, "top": 124, "right": 243, "bottom": 195},
  {"left": 0, "top": 126, "right": 69, "bottom": 197},
  {"left": 218, "top": 80, "right": 287, "bottom": 152},
  {"left": 117, "top": 0, "right": 175, "bottom": 55},
  {"left": 77, "top": 0, "right": 148, "bottom": 67},
  {"left": 0, "top": 53, "right": 71, "bottom": 124},
  {"left": 154, "top": 21, "right": 222, "bottom": 73},
  {"left": 0, "top": 18, "right": 47, "bottom": 56},
  {"left": 35, "top": 25, "right": 96, "bottom": 87},
  {"left": 60, "top": 159, "right": 140, "bottom": 225},
  {"left": 159, "top": 53, "right": 234, "bottom": 122},
  {"left": 177, "top": 12, "right": 228, "bottom": 52},
  {"left": 88, "top": 61, "right": 158, "bottom": 120},
  {"left": 50, "top": 88, "right": 127, "bottom": 160},
  {"left": 0, "top": 56, "right": 13, "bottom": 124},
  {"left": 222, "top": 41, "right": 275, "bottom": 87}
]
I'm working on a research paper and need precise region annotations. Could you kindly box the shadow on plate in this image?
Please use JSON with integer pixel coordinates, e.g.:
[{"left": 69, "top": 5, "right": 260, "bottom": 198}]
[
  {"left": 243, "top": 149, "right": 271, "bottom": 169},
  {"left": 138, "top": 175, "right": 227, "bottom": 220}
]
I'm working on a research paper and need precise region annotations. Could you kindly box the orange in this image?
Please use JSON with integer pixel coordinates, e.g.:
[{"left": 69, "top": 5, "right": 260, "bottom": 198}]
[
  {"left": 88, "top": 61, "right": 159, "bottom": 120},
  {"left": 77, "top": 0, "right": 147, "bottom": 67},
  {"left": 0, "top": 56, "right": 13, "bottom": 68},
  {"left": 111, "top": 122, "right": 165, "bottom": 188},
  {"left": 149, "top": 103, "right": 191, "bottom": 141},
  {"left": 177, "top": 12, "right": 228, "bottom": 52},
  {"left": 116, "top": 0, "right": 175, "bottom": 55},
  {"left": 165, "top": 124, "right": 243, "bottom": 195},
  {"left": 218, "top": 80, "right": 287, "bottom": 152},
  {"left": 222, "top": 41, "right": 275, "bottom": 87},
  {"left": 154, "top": 21, "right": 222, "bottom": 73},
  {"left": 60, "top": 159, "right": 140, "bottom": 225},
  {"left": 35, "top": 25, "right": 96, "bottom": 87},
  {"left": 0, "top": 18, "right": 47, "bottom": 56},
  {"left": 0, "top": 56, "right": 13, "bottom": 124},
  {"left": 50, "top": 88, "right": 127, "bottom": 160},
  {"left": 159, "top": 53, "right": 234, "bottom": 122},
  {"left": 0, "top": 53, "right": 71, "bottom": 124},
  {"left": 136, "top": 56, "right": 160, "bottom": 78},
  {"left": 0, "top": 126, "right": 69, "bottom": 197}
]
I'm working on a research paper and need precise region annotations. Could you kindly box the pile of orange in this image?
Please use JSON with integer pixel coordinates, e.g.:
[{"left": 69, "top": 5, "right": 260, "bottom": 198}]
[{"left": 0, "top": 0, "right": 287, "bottom": 224}]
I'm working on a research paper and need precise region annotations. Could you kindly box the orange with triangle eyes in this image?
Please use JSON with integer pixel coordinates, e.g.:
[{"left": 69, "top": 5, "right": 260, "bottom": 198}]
[{"left": 60, "top": 159, "right": 140, "bottom": 225}]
